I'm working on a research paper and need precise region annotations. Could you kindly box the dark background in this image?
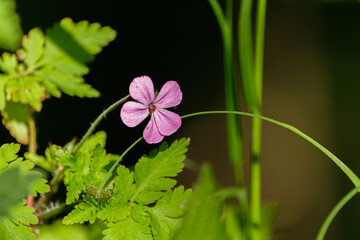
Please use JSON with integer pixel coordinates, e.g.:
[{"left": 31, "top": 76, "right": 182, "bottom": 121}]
[{"left": 1, "top": 0, "right": 359, "bottom": 239}]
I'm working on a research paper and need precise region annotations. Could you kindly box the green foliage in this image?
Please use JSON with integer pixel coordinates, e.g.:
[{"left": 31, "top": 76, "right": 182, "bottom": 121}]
[
  {"left": 173, "top": 164, "right": 226, "bottom": 240},
  {"left": 54, "top": 131, "right": 111, "bottom": 204},
  {"left": 0, "top": 0, "right": 22, "bottom": 51},
  {"left": 0, "top": 18, "right": 116, "bottom": 144},
  {"left": 0, "top": 143, "right": 49, "bottom": 240},
  {"left": 59, "top": 137, "right": 192, "bottom": 240}
]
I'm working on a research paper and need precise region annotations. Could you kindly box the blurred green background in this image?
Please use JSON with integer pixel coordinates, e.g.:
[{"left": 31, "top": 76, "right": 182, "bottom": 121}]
[{"left": 1, "top": 0, "right": 359, "bottom": 239}]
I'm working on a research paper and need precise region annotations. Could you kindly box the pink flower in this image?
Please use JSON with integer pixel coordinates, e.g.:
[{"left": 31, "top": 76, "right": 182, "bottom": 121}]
[{"left": 120, "top": 76, "right": 182, "bottom": 144}]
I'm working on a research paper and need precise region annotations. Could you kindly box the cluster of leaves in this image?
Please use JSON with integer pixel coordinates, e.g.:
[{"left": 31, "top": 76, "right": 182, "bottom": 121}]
[
  {"left": 0, "top": 143, "right": 50, "bottom": 239},
  {"left": 44, "top": 133, "right": 193, "bottom": 240},
  {"left": 0, "top": 16, "right": 116, "bottom": 144}
]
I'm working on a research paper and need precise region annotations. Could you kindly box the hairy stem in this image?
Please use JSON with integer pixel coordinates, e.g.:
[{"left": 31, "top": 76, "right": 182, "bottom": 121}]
[
  {"left": 35, "top": 95, "right": 130, "bottom": 213},
  {"left": 73, "top": 94, "right": 130, "bottom": 153},
  {"left": 98, "top": 137, "right": 143, "bottom": 194}
]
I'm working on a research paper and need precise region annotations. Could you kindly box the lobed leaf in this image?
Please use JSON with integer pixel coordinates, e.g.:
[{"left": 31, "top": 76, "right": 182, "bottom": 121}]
[
  {"left": 132, "top": 138, "right": 190, "bottom": 205},
  {"left": 102, "top": 217, "right": 152, "bottom": 240},
  {"left": 63, "top": 202, "right": 98, "bottom": 225},
  {"left": 0, "top": 143, "right": 20, "bottom": 169}
]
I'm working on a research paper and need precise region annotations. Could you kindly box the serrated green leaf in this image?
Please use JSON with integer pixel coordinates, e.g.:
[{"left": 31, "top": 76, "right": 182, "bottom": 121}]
[
  {"left": 0, "top": 52, "right": 18, "bottom": 74},
  {"left": 58, "top": 18, "right": 116, "bottom": 56},
  {"left": 0, "top": 217, "right": 36, "bottom": 240},
  {"left": 79, "top": 131, "right": 107, "bottom": 152},
  {"left": 0, "top": 0, "right": 22, "bottom": 51},
  {"left": 97, "top": 201, "right": 130, "bottom": 223},
  {"left": 22, "top": 28, "right": 45, "bottom": 70},
  {"left": 35, "top": 66, "right": 99, "bottom": 98},
  {"left": 103, "top": 217, "right": 152, "bottom": 240},
  {"left": 29, "top": 178, "right": 50, "bottom": 196},
  {"left": 1, "top": 102, "right": 30, "bottom": 144},
  {"left": 132, "top": 138, "right": 190, "bottom": 205},
  {"left": 148, "top": 186, "right": 192, "bottom": 240},
  {"left": 63, "top": 202, "right": 97, "bottom": 225},
  {"left": 8, "top": 202, "right": 38, "bottom": 225},
  {"left": 113, "top": 165, "right": 135, "bottom": 203},
  {"left": 6, "top": 75, "right": 44, "bottom": 111},
  {"left": 0, "top": 143, "right": 20, "bottom": 169}
]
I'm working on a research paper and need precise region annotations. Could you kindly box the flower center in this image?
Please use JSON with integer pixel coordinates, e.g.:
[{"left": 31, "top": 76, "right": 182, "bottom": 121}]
[{"left": 149, "top": 104, "right": 156, "bottom": 113}]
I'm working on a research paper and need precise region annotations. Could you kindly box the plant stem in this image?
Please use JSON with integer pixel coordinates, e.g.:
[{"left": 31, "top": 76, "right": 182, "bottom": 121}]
[
  {"left": 28, "top": 114, "right": 37, "bottom": 155},
  {"left": 181, "top": 111, "right": 360, "bottom": 187},
  {"left": 250, "top": 1, "right": 267, "bottom": 239},
  {"left": 250, "top": 116, "right": 262, "bottom": 239},
  {"left": 209, "top": 0, "right": 244, "bottom": 186},
  {"left": 316, "top": 187, "right": 359, "bottom": 240},
  {"left": 72, "top": 94, "right": 130, "bottom": 153},
  {"left": 35, "top": 95, "right": 130, "bottom": 213},
  {"left": 98, "top": 137, "right": 143, "bottom": 194},
  {"left": 27, "top": 113, "right": 37, "bottom": 207}
]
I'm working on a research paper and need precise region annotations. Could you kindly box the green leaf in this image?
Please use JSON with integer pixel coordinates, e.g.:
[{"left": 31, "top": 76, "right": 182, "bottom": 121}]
[
  {"left": 102, "top": 217, "right": 152, "bottom": 240},
  {"left": 0, "top": 0, "right": 22, "bottom": 51},
  {"left": 97, "top": 201, "right": 130, "bottom": 223},
  {"left": 29, "top": 178, "right": 50, "bottom": 196},
  {"left": 22, "top": 28, "right": 45, "bottom": 70},
  {"left": 35, "top": 66, "right": 99, "bottom": 98},
  {"left": 149, "top": 186, "right": 192, "bottom": 240},
  {"left": 173, "top": 164, "right": 227, "bottom": 240},
  {"left": 47, "top": 18, "right": 116, "bottom": 63},
  {"left": 0, "top": 167, "right": 37, "bottom": 216},
  {"left": 132, "top": 138, "right": 190, "bottom": 204},
  {"left": 63, "top": 202, "right": 98, "bottom": 225},
  {"left": 0, "top": 217, "right": 36, "bottom": 240},
  {"left": 79, "top": 131, "right": 107, "bottom": 152},
  {"left": 0, "top": 52, "right": 18, "bottom": 74},
  {"left": 0, "top": 143, "right": 20, "bottom": 170},
  {"left": 1, "top": 102, "right": 30, "bottom": 144},
  {"left": 8, "top": 202, "right": 38, "bottom": 225}
]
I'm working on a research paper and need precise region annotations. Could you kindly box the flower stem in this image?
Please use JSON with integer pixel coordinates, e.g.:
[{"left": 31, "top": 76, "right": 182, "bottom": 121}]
[
  {"left": 35, "top": 95, "right": 130, "bottom": 213},
  {"left": 98, "top": 137, "right": 143, "bottom": 194},
  {"left": 72, "top": 94, "right": 130, "bottom": 153},
  {"left": 181, "top": 111, "right": 360, "bottom": 187},
  {"left": 316, "top": 187, "right": 360, "bottom": 240},
  {"left": 26, "top": 113, "right": 37, "bottom": 207}
]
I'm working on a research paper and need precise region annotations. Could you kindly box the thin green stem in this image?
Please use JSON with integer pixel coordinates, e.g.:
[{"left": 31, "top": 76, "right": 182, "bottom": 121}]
[
  {"left": 209, "top": 0, "right": 244, "bottom": 186},
  {"left": 250, "top": 1, "right": 267, "bottom": 239},
  {"left": 254, "top": 0, "right": 267, "bottom": 104},
  {"left": 181, "top": 111, "right": 360, "bottom": 187},
  {"left": 316, "top": 187, "right": 360, "bottom": 240},
  {"left": 98, "top": 137, "right": 143, "bottom": 194},
  {"left": 72, "top": 94, "right": 130, "bottom": 153},
  {"left": 250, "top": 116, "right": 262, "bottom": 240}
]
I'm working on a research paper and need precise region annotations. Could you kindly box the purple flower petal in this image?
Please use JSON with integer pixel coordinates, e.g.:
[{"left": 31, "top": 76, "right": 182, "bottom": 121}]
[
  {"left": 129, "top": 76, "right": 155, "bottom": 105},
  {"left": 153, "top": 81, "right": 182, "bottom": 108},
  {"left": 143, "top": 115, "right": 164, "bottom": 144},
  {"left": 120, "top": 101, "right": 149, "bottom": 127},
  {"left": 153, "top": 108, "right": 181, "bottom": 136}
]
